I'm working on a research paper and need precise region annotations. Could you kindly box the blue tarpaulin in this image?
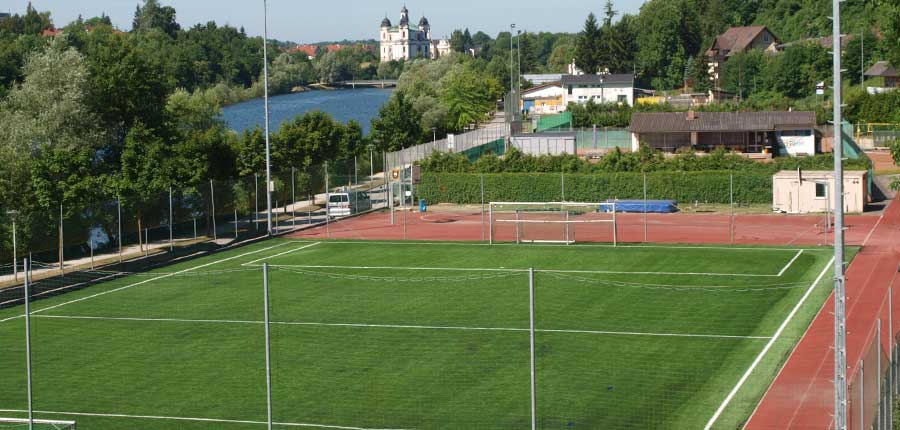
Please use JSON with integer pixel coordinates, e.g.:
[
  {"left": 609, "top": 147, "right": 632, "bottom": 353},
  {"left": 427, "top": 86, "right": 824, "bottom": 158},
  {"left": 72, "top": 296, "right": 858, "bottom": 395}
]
[{"left": 601, "top": 200, "right": 678, "bottom": 213}]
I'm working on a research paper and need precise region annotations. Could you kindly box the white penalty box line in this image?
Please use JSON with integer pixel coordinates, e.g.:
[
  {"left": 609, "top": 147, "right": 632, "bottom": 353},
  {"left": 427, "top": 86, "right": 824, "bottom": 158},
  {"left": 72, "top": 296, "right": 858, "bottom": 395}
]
[
  {"left": 31, "top": 314, "right": 773, "bottom": 340},
  {"left": 0, "top": 409, "right": 412, "bottom": 430}
]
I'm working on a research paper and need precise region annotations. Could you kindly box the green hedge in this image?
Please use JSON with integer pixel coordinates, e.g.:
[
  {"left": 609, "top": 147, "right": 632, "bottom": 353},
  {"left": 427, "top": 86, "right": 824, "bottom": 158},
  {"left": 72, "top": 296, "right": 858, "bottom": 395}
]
[{"left": 417, "top": 171, "right": 774, "bottom": 204}]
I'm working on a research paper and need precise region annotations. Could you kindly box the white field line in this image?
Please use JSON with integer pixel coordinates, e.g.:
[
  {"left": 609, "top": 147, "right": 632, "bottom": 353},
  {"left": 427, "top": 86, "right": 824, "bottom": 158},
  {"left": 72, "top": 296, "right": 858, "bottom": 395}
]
[
  {"left": 0, "top": 409, "right": 411, "bottom": 430},
  {"left": 0, "top": 241, "right": 293, "bottom": 324},
  {"left": 268, "top": 264, "right": 782, "bottom": 277},
  {"left": 32, "top": 314, "right": 770, "bottom": 340},
  {"left": 776, "top": 250, "right": 805, "bottom": 277},
  {"left": 703, "top": 256, "right": 834, "bottom": 430},
  {"left": 241, "top": 242, "right": 321, "bottom": 266},
  {"left": 287, "top": 239, "right": 822, "bottom": 252}
]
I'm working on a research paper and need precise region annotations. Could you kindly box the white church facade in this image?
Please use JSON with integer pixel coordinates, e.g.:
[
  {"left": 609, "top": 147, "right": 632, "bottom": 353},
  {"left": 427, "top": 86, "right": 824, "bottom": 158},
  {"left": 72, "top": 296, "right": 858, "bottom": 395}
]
[{"left": 380, "top": 6, "right": 449, "bottom": 62}]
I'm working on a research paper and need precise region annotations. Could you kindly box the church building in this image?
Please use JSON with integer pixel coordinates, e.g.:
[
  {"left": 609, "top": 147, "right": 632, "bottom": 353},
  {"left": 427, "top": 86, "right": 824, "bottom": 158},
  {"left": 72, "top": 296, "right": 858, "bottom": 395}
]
[{"left": 380, "top": 6, "right": 436, "bottom": 62}]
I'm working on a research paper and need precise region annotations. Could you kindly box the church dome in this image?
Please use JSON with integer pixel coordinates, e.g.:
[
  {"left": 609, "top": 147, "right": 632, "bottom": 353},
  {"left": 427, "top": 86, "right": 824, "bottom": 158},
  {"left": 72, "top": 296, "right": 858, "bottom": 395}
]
[
  {"left": 419, "top": 16, "right": 429, "bottom": 27},
  {"left": 381, "top": 17, "right": 392, "bottom": 27}
]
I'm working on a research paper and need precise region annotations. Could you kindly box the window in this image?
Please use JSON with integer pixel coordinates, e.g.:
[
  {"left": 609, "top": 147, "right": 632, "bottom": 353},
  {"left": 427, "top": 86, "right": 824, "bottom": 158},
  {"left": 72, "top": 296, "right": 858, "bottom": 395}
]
[
  {"left": 568, "top": 86, "right": 573, "bottom": 95},
  {"left": 781, "top": 129, "right": 812, "bottom": 137},
  {"left": 815, "top": 183, "right": 827, "bottom": 198},
  {"left": 617, "top": 95, "right": 627, "bottom": 103}
]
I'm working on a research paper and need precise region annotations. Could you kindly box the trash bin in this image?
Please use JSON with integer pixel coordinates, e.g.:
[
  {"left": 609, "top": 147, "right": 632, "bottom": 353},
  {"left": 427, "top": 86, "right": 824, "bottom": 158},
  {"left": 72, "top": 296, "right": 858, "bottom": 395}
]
[{"left": 419, "top": 199, "right": 427, "bottom": 212}]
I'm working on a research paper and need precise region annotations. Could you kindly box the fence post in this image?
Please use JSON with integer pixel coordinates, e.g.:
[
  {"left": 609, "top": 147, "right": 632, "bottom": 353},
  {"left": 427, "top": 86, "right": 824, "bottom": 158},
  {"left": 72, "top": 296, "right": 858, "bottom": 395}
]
[
  {"left": 235, "top": 210, "right": 239, "bottom": 240},
  {"left": 169, "top": 187, "right": 174, "bottom": 252},
  {"left": 878, "top": 320, "right": 883, "bottom": 429},
  {"left": 90, "top": 237, "right": 94, "bottom": 270},
  {"left": 861, "top": 359, "right": 865, "bottom": 430},
  {"left": 291, "top": 167, "right": 296, "bottom": 230},
  {"left": 561, "top": 172, "right": 565, "bottom": 202},
  {"left": 489, "top": 204, "right": 494, "bottom": 245},
  {"left": 325, "top": 163, "right": 330, "bottom": 239},
  {"left": 118, "top": 197, "right": 123, "bottom": 263},
  {"left": 145, "top": 229, "right": 150, "bottom": 258},
  {"left": 593, "top": 124, "right": 597, "bottom": 150},
  {"left": 210, "top": 179, "right": 217, "bottom": 241},
  {"left": 528, "top": 267, "right": 537, "bottom": 430},
  {"left": 24, "top": 258, "right": 34, "bottom": 430},
  {"left": 193, "top": 218, "right": 197, "bottom": 241},
  {"left": 643, "top": 173, "right": 648, "bottom": 243},
  {"left": 255, "top": 174, "right": 260, "bottom": 231},
  {"left": 59, "top": 203, "right": 64, "bottom": 273},
  {"left": 11, "top": 217, "right": 16, "bottom": 282},
  {"left": 481, "top": 174, "right": 486, "bottom": 242},
  {"left": 262, "top": 263, "right": 274, "bottom": 430},
  {"left": 730, "top": 174, "right": 735, "bottom": 244}
]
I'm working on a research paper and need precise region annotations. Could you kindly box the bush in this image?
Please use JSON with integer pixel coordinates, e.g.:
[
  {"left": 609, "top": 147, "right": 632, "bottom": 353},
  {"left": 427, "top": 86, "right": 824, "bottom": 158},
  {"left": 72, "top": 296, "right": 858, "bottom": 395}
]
[{"left": 417, "top": 171, "right": 774, "bottom": 204}]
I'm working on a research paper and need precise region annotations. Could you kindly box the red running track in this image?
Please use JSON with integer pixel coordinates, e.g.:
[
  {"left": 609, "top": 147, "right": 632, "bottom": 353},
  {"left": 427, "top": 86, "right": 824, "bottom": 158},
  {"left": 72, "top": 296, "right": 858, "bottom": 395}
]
[
  {"left": 288, "top": 209, "right": 879, "bottom": 246},
  {"left": 745, "top": 196, "right": 900, "bottom": 430}
]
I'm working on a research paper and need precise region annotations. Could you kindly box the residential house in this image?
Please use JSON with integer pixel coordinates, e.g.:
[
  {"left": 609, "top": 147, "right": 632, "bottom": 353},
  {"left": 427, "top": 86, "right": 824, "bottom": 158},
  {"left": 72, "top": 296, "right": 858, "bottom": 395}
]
[
  {"left": 521, "top": 82, "right": 565, "bottom": 114},
  {"left": 706, "top": 26, "right": 781, "bottom": 61},
  {"left": 561, "top": 74, "right": 635, "bottom": 106},
  {"left": 629, "top": 111, "right": 817, "bottom": 157},
  {"left": 864, "top": 61, "right": 899, "bottom": 94}
]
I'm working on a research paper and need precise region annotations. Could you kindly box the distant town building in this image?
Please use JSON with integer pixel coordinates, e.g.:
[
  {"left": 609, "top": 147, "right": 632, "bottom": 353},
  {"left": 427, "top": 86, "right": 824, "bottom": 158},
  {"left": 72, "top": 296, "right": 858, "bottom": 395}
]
[
  {"left": 705, "top": 26, "right": 781, "bottom": 61},
  {"left": 864, "top": 61, "right": 899, "bottom": 94},
  {"left": 0, "top": 12, "right": 10, "bottom": 20},
  {"left": 380, "top": 6, "right": 432, "bottom": 62},
  {"left": 562, "top": 74, "right": 635, "bottom": 107},
  {"left": 521, "top": 82, "right": 566, "bottom": 115},
  {"left": 288, "top": 43, "right": 374, "bottom": 60},
  {"left": 431, "top": 39, "right": 452, "bottom": 59}
]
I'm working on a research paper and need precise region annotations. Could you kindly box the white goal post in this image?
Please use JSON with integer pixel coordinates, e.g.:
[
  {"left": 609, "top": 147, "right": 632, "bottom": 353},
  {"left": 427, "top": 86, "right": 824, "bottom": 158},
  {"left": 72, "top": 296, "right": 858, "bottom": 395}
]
[
  {"left": 0, "top": 418, "right": 77, "bottom": 429},
  {"left": 488, "top": 201, "right": 617, "bottom": 245}
]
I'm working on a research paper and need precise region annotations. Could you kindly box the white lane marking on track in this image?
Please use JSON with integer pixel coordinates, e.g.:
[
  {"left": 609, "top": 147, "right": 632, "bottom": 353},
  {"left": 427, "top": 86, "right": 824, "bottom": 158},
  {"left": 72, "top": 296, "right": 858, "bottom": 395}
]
[
  {"left": 703, "top": 256, "right": 835, "bottom": 430},
  {"left": 0, "top": 241, "right": 293, "bottom": 324},
  {"left": 286, "top": 239, "right": 821, "bottom": 252},
  {"left": 32, "top": 315, "right": 771, "bottom": 340},
  {"left": 0, "top": 409, "right": 412, "bottom": 430}
]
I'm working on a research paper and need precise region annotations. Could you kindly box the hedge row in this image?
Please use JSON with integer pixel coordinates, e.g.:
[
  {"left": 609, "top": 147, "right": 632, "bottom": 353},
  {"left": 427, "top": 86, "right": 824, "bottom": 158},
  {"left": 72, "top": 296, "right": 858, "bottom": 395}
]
[{"left": 417, "top": 171, "right": 774, "bottom": 204}]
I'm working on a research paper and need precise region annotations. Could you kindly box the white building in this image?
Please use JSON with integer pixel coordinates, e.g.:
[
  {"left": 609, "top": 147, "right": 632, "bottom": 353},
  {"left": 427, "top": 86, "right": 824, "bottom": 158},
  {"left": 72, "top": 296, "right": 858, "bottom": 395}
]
[
  {"left": 773, "top": 170, "right": 867, "bottom": 214},
  {"left": 521, "top": 82, "right": 565, "bottom": 114},
  {"left": 561, "top": 74, "right": 635, "bottom": 107},
  {"left": 431, "top": 39, "right": 452, "bottom": 59},
  {"left": 380, "top": 6, "right": 433, "bottom": 62}
]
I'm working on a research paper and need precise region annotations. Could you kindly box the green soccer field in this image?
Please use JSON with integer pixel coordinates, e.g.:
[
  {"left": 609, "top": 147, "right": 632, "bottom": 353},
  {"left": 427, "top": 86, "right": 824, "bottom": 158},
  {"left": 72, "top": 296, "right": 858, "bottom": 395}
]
[{"left": 0, "top": 239, "right": 839, "bottom": 430}]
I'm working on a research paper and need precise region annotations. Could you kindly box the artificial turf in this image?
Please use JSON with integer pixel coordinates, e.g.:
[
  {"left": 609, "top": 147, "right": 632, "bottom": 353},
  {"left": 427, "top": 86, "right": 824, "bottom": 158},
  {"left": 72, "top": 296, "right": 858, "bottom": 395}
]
[{"left": 0, "top": 239, "right": 837, "bottom": 429}]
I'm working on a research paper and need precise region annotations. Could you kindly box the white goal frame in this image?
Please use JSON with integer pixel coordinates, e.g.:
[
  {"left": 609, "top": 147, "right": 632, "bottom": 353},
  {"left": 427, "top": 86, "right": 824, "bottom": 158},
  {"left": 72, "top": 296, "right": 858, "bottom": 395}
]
[
  {"left": 488, "top": 201, "right": 617, "bottom": 245},
  {"left": 0, "top": 418, "right": 77, "bottom": 429}
]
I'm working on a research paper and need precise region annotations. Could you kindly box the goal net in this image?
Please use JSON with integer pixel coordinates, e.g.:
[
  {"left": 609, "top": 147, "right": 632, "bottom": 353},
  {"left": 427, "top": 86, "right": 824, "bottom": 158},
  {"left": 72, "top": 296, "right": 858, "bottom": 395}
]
[
  {"left": 0, "top": 418, "right": 76, "bottom": 429},
  {"left": 489, "top": 202, "right": 617, "bottom": 245}
]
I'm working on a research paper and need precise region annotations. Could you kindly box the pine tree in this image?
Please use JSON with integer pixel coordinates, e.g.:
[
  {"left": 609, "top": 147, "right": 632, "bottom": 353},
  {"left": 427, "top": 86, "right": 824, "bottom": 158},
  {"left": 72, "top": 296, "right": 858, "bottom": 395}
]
[{"left": 574, "top": 13, "right": 601, "bottom": 74}]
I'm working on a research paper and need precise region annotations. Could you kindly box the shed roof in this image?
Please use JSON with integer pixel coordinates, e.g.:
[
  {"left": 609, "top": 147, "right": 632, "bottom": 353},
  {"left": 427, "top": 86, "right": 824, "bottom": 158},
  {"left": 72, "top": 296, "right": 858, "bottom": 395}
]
[
  {"left": 864, "top": 61, "right": 898, "bottom": 78},
  {"left": 773, "top": 170, "right": 866, "bottom": 179},
  {"left": 630, "top": 111, "right": 816, "bottom": 133},
  {"left": 521, "top": 82, "right": 562, "bottom": 96},
  {"left": 561, "top": 74, "right": 634, "bottom": 86}
]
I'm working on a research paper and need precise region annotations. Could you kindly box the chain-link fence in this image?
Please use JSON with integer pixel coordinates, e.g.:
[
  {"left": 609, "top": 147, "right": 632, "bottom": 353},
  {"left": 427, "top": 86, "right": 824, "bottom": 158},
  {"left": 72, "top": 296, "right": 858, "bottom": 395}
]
[{"left": 0, "top": 154, "right": 391, "bottom": 297}]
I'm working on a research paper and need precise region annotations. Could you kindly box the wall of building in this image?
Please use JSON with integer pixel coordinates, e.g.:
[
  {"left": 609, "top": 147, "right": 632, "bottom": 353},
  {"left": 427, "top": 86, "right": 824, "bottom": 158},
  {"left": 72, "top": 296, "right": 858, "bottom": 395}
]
[
  {"left": 564, "top": 84, "right": 634, "bottom": 106},
  {"left": 776, "top": 129, "right": 816, "bottom": 156},
  {"left": 511, "top": 134, "right": 577, "bottom": 156},
  {"left": 772, "top": 171, "right": 867, "bottom": 214}
]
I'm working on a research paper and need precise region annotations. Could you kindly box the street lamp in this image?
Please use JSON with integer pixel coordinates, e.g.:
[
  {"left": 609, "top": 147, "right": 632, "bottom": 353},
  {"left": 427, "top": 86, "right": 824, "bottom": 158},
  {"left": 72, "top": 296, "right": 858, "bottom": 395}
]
[
  {"left": 263, "top": 0, "right": 273, "bottom": 236},
  {"left": 6, "top": 210, "right": 18, "bottom": 282},
  {"left": 509, "top": 24, "right": 516, "bottom": 116}
]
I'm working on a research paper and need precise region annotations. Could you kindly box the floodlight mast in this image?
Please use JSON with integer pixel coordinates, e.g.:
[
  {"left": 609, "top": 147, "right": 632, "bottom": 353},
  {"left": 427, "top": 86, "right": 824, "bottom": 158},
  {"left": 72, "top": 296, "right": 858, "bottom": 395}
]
[
  {"left": 831, "top": 0, "right": 847, "bottom": 425},
  {"left": 263, "top": 0, "right": 273, "bottom": 235}
]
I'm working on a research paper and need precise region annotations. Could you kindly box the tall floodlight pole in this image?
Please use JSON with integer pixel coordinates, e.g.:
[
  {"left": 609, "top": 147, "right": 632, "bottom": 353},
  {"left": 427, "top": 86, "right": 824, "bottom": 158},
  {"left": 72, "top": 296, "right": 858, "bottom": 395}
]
[
  {"left": 263, "top": 0, "right": 273, "bottom": 235},
  {"left": 517, "top": 30, "right": 522, "bottom": 96},
  {"left": 832, "top": 0, "right": 848, "bottom": 426}
]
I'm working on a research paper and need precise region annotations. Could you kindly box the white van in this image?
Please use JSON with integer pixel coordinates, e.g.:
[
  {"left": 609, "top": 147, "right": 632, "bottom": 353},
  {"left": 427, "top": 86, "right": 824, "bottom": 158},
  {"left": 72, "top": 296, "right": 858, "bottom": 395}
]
[{"left": 327, "top": 191, "right": 372, "bottom": 218}]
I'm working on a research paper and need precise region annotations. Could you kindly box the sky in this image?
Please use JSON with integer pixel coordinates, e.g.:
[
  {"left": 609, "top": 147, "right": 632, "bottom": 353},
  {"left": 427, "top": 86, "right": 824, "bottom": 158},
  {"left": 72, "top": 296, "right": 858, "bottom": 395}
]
[{"left": 11, "top": 0, "right": 644, "bottom": 44}]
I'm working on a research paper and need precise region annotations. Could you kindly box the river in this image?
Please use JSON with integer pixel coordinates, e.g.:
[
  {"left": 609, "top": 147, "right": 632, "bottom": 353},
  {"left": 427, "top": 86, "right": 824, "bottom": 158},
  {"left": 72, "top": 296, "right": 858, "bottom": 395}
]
[{"left": 221, "top": 88, "right": 393, "bottom": 134}]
